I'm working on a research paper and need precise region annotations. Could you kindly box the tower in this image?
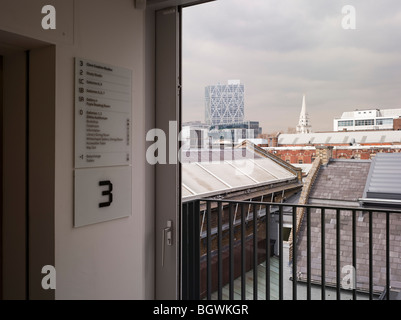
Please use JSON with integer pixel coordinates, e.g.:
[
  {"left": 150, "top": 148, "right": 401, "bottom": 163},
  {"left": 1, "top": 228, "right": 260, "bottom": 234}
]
[
  {"left": 296, "top": 94, "right": 312, "bottom": 134},
  {"left": 205, "top": 80, "right": 245, "bottom": 125}
]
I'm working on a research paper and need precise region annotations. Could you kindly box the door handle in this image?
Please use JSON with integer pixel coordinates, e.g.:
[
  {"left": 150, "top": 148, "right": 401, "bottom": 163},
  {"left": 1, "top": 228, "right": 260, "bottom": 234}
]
[{"left": 162, "top": 220, "right": 173, "bottom": 267}]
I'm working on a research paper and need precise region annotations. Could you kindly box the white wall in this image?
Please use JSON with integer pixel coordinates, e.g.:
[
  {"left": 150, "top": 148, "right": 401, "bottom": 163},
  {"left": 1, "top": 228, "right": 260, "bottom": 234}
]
[{"left": 0, "top": 0, "right": 152, "bottom": 299}]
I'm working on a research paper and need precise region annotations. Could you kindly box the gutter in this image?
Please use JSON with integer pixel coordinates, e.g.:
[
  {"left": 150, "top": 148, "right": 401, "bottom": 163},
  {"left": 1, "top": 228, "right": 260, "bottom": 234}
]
[{"left": 359, "top": 198, "right": 401, "bottom": 206}]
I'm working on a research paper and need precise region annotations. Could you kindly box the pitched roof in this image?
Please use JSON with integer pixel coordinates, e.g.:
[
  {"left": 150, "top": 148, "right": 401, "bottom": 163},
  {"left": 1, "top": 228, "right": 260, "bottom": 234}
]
[
  {"left": 309, "top": 160, "right": 371, "bottom": 203},
  {"left": 182, "top": 142, "right": 301, "bottom": 200},
  {"left": 182, "top": 158, "right": 297, "bottom": 200},
  {"left": 296, "top": 208, "right": 401, "bottom": 293},
  {"left": 296, "top": 159, "right": 401, "bottom": 293}
]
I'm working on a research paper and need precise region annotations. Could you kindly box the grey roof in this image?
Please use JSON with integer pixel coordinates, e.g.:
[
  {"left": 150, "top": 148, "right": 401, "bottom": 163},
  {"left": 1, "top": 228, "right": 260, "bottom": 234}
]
[
  {"left": 362, "top": 153, "right": 401, "bottom": 203},
  {"left": 296, "top": 208, "right": 401, "bottom": 293},
  {"left": 296, "top": 159, "right": 401, "bottom": 293},
  {"left": 278, "top": 131, "right": 401, "bottom": 145},
  {"left": 309, "top": 160, "right": 371, "bottom": 203}
]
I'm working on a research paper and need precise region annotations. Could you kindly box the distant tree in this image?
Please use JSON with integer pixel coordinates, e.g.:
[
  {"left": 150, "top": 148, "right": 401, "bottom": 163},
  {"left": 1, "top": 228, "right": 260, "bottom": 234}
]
[
  {"left": 287, "top": 127, "right": 296, "bottom": 134},
  {"left": 258, "top": 133, "right": 269, "bottom": 139}
]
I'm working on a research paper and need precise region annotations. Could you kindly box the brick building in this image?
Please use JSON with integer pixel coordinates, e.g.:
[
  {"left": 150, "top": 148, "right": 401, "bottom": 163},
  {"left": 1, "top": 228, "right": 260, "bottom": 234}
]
[{"left": 265, "top": 130, "right": 401, "bottom": 164}]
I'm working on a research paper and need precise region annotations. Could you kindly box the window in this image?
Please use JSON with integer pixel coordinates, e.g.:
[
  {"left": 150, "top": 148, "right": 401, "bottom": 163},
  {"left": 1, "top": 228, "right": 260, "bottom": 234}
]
[
  {"left": 376, "top": 118, "right": 393, "bottom": 126},
  {"left": 355, "top": 119, "right": 374, "bottom": 126},
  {"left": 282, "top": 227, "right": 292, "bottom": 242},
  {"left": 298, "top": 159, "right": 303, "bottom": 164},
  {"left": 338, "top": 120, "right": 353, "bottom": 127}
]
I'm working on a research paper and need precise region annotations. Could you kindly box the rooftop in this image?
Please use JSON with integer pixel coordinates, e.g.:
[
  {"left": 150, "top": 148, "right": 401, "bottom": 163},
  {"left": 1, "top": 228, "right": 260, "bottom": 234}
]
[
  {"left": 296, "top": 158, "right": 401, "bottom": 293},
  {"left": 309, "top": 160, "right": 371, "bottom": 205},
  {"left": 340, "top": 108, "right": 401, "bottom": 119},
  {"left": 277, "top": 130, "right": 401, "bottom": 146},
  {"left": 181, "top": 142, "right": 304, "bottom": 200},
  {"left": 182, "top": 158, "right": 297, "bottom": 200}
]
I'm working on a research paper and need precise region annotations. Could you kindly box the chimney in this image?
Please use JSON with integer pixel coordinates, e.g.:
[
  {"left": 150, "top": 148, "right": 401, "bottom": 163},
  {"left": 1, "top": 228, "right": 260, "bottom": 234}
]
[
  {"left": 269, "top": 132, "right": 280, "bottom": 147},
  {"left": 271, "top": 136, "right": 278, "bottom": 147},
  {"left": 394, "top": 117, "right": 401, "bottom": 131},
  {"left": 315, "top": 145, "right": 333, "bottom": 165}
]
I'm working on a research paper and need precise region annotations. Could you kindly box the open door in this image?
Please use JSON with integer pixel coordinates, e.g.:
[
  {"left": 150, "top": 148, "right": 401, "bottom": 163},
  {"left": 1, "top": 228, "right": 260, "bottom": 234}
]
[
  {"left": 151, "top": 0, "right": 215, "bottom": 300},
  {"left": 154, "top": 6, "right": 182, "bottom": 300},
  {"left": 1, "top": 50, "right": 29, "bottom": 299}
]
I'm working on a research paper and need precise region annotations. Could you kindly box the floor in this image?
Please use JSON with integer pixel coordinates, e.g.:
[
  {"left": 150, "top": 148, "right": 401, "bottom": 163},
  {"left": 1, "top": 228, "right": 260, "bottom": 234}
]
[
  {"left": 209, "top": 256, "right": 280, "bottom": 300},
  {"left": 208, "top": 246, "right": 376, "bottom": 300}
]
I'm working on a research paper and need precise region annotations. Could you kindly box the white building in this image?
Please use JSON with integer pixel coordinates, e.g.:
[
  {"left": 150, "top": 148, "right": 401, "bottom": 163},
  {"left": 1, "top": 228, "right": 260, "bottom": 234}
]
[{"left": 334, "top": 108, "right": 401, "bottom": 131}]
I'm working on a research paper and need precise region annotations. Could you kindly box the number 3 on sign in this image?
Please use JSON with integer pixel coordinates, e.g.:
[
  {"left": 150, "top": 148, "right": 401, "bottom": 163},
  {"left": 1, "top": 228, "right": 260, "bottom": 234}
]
[{"left": 99, "top": 180, "right": 113, "bottom": 208}]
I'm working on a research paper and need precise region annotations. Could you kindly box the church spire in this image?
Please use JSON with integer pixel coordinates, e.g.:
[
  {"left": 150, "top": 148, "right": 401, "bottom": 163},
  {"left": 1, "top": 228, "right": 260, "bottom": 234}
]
[{"left": 296, "top": 94, "right": 312, "bottom": 134}]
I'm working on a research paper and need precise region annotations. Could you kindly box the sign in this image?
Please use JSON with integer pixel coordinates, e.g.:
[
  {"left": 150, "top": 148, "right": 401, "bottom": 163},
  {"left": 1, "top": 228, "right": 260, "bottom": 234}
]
[
  {"left": 75, "top": 58, "right": 132, "bottom": 168},
  {"left": 74, "top": 58, "right": 132, "bottom": 227},
  {"left": 74, "top": 166, "right": 132, "bottom": 227}
]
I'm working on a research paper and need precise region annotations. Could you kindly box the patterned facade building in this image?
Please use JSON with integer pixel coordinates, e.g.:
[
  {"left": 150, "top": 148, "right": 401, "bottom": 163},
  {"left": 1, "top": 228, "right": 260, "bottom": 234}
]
[{"left": 205, "top": 80, "right": 245, "bottom": 125}]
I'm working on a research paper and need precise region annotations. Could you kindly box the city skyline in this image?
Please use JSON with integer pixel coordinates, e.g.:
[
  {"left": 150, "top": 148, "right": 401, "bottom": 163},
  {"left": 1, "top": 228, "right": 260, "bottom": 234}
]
[{"left": 182, "top": 0, "right": 401, "bottom": 133}]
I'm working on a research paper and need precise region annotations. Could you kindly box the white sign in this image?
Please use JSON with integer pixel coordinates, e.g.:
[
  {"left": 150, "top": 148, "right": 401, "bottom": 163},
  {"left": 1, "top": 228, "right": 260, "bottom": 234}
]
[
  {"left": 75, "top": 58, "right": 132, "bottom": 168},
  {"left": 74, "top": 58, "right": 133, "bottom": 227},
  {"left": 74, "top": 166, "right": 132, "bottom": 227}
]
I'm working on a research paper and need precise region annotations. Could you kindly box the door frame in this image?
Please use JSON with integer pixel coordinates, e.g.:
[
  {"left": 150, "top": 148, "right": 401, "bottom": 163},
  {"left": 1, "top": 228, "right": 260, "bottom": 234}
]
[
  {"left": 0, "top": 55, "right": 3, "bottom": 301},
  {"left": 147, "top": 0, "right": 215, "bottom": 300},
  {"left": 154, "top": 6, "right": 181, "bottom": 300}
]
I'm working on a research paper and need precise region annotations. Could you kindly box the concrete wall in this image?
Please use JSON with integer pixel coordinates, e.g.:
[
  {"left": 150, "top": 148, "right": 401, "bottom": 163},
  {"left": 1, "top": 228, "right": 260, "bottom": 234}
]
[{"left": 0, "top": 0, "right": 152, "bottom": 299}]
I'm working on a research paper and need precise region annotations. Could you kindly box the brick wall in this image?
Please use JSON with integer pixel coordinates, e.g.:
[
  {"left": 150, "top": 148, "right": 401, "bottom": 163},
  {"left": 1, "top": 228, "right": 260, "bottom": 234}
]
[
  {"left": 268, "top": 147, "right": 401, "bottom": 164},
  {"left": 394, "top": 118, "right": 401, "bottom": 130}
]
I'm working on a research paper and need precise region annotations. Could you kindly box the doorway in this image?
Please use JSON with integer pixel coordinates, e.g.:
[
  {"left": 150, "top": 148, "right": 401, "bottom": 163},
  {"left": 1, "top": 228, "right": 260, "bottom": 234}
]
[
  {"left": 0, "top": 55, "right": 3, "bottom": 300},
  {"left": 0, "top": 31, "right": 55, "bottom": 300}
]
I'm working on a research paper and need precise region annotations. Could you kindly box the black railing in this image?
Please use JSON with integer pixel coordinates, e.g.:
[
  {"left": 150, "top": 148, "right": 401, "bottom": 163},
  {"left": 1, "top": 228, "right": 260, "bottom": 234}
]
[{"left": 182, "top": 199, "right": 401, "bottom": 300}]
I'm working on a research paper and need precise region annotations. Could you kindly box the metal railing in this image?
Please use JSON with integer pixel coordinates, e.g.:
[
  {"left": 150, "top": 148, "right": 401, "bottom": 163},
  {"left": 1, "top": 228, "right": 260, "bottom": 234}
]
[{"left": 182, "top": 199, "right": 401, "bottom": 300}]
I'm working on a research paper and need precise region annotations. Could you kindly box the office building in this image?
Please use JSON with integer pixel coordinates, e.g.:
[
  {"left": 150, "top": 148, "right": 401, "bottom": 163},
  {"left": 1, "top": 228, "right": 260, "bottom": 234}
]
[
  {"left": 334, "top": 108, "right": 401, "bottom": 131},
  {"left": 205, "top": 80, "right": 244, "bottom": 125}
]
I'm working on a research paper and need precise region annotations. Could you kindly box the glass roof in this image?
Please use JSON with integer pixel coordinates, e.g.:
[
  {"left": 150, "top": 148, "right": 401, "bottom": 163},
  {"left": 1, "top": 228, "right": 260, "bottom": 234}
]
[{"left": 182, "top": 157, "right": 297, "bottom": 199}]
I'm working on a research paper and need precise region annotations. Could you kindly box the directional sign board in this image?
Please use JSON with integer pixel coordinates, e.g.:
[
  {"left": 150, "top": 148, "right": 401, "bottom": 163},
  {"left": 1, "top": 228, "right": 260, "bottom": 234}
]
[
  {"left": 74, "top": 58, "right": 132, "bottom": 168},
  {"left": 74, "top": 58, "right": 132, "bottom": 227}
]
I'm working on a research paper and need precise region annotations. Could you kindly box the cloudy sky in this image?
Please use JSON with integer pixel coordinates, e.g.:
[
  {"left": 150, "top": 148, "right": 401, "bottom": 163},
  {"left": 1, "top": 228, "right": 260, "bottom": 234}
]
[{"left": 182, "top": 0, "right": 401, "bottom": 133}]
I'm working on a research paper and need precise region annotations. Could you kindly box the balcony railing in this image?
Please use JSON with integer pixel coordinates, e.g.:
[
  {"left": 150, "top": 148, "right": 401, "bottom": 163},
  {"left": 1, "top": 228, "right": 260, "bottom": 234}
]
[{"left": 182, "top": 199, "right": 401, "bottom": 300}]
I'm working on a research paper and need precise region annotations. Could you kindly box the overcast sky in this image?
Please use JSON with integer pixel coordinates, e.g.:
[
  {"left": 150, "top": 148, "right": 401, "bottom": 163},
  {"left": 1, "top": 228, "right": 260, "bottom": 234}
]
[{"left": 182, "top": 0, "right": 401, "bottom": 133}]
